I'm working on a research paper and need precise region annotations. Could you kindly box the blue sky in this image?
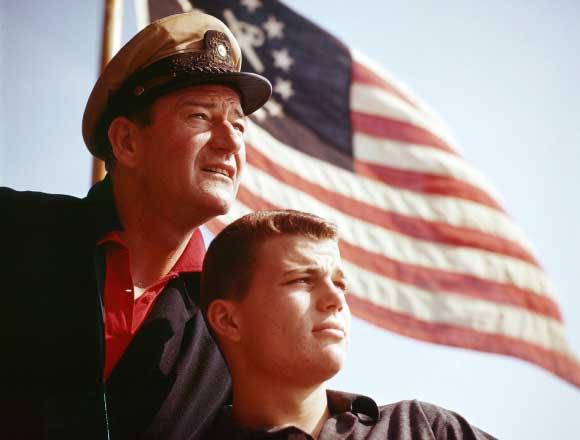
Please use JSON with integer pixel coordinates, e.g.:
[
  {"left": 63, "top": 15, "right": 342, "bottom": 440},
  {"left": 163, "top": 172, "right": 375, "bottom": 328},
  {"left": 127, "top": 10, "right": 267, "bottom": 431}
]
[{"left": 1, "top": 1, "right": 579, "bottom": 438}]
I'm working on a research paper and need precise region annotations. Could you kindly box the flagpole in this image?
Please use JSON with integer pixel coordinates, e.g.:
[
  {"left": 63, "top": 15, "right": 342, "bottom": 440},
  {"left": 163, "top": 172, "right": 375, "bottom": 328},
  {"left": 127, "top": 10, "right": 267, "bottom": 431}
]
[{"left": 92, "top": 0, "right": 124, "bottom": 184}]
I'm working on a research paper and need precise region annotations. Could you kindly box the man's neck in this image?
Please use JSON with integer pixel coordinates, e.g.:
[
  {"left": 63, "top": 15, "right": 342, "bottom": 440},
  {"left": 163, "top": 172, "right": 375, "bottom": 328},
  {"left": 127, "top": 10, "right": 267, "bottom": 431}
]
[
  {"left": 111, "top": 174, "right": 198, "bottom": 292},
  {"left": 232, "top": 379, "right": 329, "bottom": 438}
]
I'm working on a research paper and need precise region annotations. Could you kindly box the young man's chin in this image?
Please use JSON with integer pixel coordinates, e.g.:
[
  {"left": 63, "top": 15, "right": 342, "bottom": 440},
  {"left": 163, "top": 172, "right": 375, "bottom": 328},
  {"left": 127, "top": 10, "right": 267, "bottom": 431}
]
[{"left": 308, "top": 349, "right": 347, "bottom": 381}]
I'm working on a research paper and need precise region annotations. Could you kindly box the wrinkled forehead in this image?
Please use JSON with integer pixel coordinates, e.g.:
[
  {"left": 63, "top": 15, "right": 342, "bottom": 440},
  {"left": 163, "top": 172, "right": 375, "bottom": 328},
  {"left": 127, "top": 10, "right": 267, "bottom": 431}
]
[
  {"left": 156, "top": 84, "right": 245, "bottom": 115},
  {"left": 178, "top": 83, "right": 243, "bottom": 100}
]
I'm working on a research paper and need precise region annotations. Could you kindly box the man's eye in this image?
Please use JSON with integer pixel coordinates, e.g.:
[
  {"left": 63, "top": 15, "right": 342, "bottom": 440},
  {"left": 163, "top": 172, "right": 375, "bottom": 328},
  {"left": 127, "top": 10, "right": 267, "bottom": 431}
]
[
  {"left": 233, "top": 122, "right": 245, "bottom": 133},
  {"left": 334, "top": 280, "right": 348, "bottom": 293},
  {"left": 190, "top": 113, "right": 208, "bottom": 120}
]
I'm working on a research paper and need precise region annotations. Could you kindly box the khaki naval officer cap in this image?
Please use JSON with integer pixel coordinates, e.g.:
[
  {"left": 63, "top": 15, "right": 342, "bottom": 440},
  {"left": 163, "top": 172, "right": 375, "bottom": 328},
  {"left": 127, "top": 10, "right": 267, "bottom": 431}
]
[{"left": 82, "top": 11, "right": 272, "bottom": 159}]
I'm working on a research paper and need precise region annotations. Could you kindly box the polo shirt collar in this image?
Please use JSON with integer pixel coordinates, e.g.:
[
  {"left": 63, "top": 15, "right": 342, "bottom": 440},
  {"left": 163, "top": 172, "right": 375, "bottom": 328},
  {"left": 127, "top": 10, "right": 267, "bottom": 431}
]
[
  {"left": 327, "top": 389, "right": 380, "bottom": 422},
  {"left": 173, "top": 227, "right": 205, "bottom": 273},
  {"left": 210, "top": 390, "right": 380, "bottom": 439}
]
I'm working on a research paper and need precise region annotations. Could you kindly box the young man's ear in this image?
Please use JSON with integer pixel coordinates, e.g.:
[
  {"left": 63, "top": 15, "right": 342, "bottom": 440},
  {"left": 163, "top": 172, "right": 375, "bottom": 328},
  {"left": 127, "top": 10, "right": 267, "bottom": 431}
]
[
  {"left": 207, "top": 299, "right": 241, "bottom": 342},
  {"left": 108, "top": 116, "right": 141, "bottom": 168}
]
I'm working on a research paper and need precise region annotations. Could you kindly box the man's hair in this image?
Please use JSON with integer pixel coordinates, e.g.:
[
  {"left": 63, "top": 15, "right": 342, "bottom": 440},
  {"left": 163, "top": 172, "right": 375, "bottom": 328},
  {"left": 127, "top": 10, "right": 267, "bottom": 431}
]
[{"left": 200, "top": 209, "right": 338, "bottom": 314}]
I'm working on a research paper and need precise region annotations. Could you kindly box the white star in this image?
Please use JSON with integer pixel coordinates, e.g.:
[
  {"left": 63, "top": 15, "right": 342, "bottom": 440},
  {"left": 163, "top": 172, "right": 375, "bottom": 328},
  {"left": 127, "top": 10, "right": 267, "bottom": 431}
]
[
  {"left": 271, "top": 48, "right": 294, "bottom": 72},
  {"left": 265, "top": 99, "right": 283, "bottom": 117},
  {"left": 262, "top": 15, "right": 284, "bottom": 39},
  {"left": 274, "top": 77, "right": 294, "bottom": 100},
  {"left": 240, "top": 0, "right": 262, "bottom": 13}
]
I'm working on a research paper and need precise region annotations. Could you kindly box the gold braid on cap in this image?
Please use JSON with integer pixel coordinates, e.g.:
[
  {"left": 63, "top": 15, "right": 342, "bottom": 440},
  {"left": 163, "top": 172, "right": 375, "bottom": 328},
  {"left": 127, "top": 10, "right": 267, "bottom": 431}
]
[{"left": 170, "top": 30, "right": 236, "bottom": 74}]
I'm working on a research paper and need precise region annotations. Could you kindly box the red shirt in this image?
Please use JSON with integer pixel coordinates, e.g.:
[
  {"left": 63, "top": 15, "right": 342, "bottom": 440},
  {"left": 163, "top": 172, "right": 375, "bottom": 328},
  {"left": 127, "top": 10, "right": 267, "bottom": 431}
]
[{"left": 97, "top": 229, "right": 205, "bottom": 380}]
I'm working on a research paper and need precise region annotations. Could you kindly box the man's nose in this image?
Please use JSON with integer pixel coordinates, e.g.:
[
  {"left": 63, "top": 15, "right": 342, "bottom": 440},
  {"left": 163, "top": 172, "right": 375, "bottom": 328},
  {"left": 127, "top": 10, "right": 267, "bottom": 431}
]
[{"left": 210, "top": 121, "right": 243, "bottom": 153}]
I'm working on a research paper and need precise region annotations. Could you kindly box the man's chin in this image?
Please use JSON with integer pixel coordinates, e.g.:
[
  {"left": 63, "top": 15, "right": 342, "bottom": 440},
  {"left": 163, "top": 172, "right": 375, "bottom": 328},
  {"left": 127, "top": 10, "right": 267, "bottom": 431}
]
[{"left": 196, "top": 191, "right": 235, "bottom": 216}]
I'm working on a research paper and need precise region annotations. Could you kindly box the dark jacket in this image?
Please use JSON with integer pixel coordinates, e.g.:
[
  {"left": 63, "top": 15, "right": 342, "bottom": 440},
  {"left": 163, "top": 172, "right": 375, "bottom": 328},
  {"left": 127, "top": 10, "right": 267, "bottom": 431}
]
[{"left": 0, "top": 178, "right": 231, "bottom": 439}]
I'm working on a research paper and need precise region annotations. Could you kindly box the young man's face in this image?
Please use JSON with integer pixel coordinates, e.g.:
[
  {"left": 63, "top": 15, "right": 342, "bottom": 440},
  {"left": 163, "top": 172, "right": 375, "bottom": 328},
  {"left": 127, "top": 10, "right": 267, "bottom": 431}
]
[
  {"left": 131, "top": 84, "right": 246, "bottom": 223},
  {"left": 234, "top": 234, "right": 351, "bottom": 386}
]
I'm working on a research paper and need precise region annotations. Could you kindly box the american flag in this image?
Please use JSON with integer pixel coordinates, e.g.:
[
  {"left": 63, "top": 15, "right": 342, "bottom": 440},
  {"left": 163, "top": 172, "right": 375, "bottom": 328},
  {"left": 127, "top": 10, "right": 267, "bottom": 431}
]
[{"left": 139, "top": 0, "right": 580, "bottom": 387}]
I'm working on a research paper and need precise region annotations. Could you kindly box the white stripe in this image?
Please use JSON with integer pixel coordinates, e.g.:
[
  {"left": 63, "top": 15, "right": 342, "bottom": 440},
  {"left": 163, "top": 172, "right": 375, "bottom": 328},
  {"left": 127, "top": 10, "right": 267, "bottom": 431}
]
[
  {"left": 351, "top": 83, "right": 459, "bottom": 153},
  {"left": 344, "top": 260, "right": 572, "bottom": 356},
  {"left": 351, "top": 49, "right": 459, "bottom": 149},
  {"left": 246, "top": 121, "right": 535, "bottom": 252},
  {"left": 353, "top": 132, "right": 498, "bottom": 198},
  {"left": 242, "top": 164, "right": 555, "bottom": 298}
]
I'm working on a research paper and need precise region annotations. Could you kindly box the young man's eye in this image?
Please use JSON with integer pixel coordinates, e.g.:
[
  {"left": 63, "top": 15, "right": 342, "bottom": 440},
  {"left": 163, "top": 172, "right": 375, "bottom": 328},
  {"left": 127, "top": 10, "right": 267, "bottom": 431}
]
[{"left": 287, "top": 277, "right": 309, "bottom": 285}]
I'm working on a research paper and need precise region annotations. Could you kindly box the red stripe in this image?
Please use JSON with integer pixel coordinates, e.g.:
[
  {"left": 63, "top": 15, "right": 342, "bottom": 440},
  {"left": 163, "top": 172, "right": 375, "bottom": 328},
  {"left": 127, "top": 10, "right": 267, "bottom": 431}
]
[
  {"left": 351, "top": 111, "right": 455, "bottom": 154},
  {"left": 355, "top": 160, "right": 504, "bottom": 211},
  {"left": 233, "top": 185, "right": 561, "bottom": 321},
  {"left": 347, "top": 294, "right": 580, "bottom": 388},
  {"left": 351, "top": 61, "right": 421, "bottom": 111},
  {"left": 340, "top": 240, "right": 560, "bottom": 321},
  {"left": 247, "top": 144, "right": 531, "bottom": 263}
]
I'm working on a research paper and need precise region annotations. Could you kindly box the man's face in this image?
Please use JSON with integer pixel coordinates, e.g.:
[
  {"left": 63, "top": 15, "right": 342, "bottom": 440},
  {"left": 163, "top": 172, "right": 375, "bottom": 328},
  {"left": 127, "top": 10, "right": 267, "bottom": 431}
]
[
  {"left": 131, "top": 84, "right": 246, "bottom": 223},
  {"left": 234, "top": 235, "right": 351, "bottom": 386}
]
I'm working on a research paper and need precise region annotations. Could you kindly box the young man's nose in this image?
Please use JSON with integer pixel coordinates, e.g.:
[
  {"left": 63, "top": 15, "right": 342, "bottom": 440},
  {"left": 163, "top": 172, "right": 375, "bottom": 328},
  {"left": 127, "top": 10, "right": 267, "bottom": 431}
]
[{"left": 317, "top": 282, "right": 346, "bottom": 312}]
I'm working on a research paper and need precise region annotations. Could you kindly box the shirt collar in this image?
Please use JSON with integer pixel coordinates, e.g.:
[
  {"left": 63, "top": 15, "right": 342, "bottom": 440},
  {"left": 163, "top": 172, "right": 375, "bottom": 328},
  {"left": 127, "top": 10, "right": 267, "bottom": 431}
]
[
  {"left": 210, "top": 390, "right": 380, "bottom": 439},
  {"left": 90, "top": 175, "right": 206, "bottom": 274},
  {"left": 326, "top": 389, "right": 380, "bottom": 422},
  {"left": 97, "top": 228, "right": 205, "bottom": 275},
  {"left": 172, "top": 227, "right": 205, "bottom": 273}
]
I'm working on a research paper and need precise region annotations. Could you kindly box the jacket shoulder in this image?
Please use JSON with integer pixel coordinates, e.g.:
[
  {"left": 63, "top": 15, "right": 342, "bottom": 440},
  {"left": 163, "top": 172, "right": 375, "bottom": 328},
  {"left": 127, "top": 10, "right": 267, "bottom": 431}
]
[
  {"left": 0, "top": 186, "right": 85, "bottom": 226},
  {"left": 0, "top": 186, "right": 83, "bottom": 207}
]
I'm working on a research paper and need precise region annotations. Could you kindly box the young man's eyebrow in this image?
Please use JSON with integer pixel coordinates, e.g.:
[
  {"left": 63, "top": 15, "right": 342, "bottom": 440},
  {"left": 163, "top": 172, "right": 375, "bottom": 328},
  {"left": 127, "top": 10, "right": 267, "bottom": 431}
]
[
  {"left": 282, "top": 265, "right": 345, "bottom": 277},
  {"left": 281, "top": 266, "right": 318, "bottom": 276}
]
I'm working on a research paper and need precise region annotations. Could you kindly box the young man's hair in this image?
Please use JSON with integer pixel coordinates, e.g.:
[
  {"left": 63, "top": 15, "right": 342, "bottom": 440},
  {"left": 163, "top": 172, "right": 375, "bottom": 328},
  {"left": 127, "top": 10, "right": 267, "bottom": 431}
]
[{"left": 200, "top": 209, "right": 338, "bottom": 314}]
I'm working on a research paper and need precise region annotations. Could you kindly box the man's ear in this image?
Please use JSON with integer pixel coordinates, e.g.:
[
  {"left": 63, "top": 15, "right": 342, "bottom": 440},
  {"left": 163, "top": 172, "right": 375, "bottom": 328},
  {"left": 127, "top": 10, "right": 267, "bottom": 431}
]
[
  {"left": 207, "top": 299, "right": 242, "bottom": 342},
  {"left": 108, "top": 116, "right": 141, "bottom": 168}
]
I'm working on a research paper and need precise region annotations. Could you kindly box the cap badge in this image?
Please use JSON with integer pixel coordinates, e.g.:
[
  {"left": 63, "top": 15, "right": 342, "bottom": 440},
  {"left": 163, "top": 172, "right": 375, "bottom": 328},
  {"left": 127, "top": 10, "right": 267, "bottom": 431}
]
[{"left": 217, "top": 43, "right": 228, "bottom": 59}]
